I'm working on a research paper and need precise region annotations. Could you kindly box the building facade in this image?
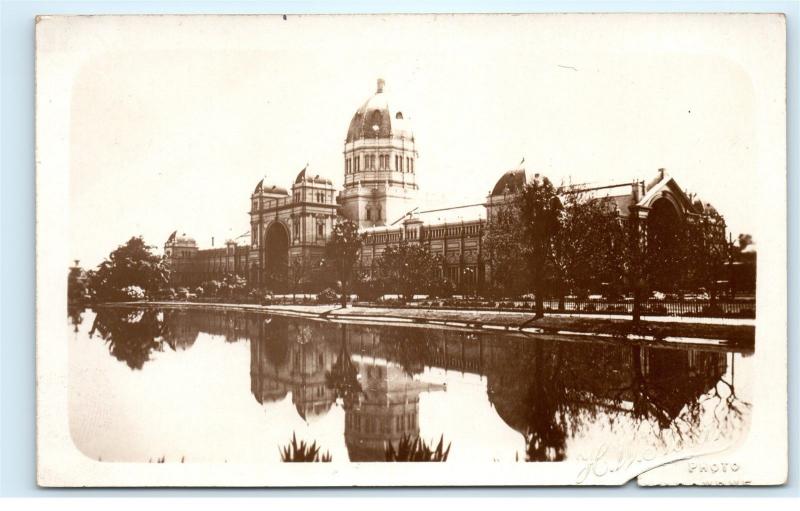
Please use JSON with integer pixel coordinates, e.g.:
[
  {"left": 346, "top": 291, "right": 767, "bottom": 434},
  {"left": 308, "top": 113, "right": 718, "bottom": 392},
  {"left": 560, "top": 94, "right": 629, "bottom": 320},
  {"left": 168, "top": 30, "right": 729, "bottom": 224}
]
[{"left": 165, "top": 79, "right": 722, "bottom": 293}]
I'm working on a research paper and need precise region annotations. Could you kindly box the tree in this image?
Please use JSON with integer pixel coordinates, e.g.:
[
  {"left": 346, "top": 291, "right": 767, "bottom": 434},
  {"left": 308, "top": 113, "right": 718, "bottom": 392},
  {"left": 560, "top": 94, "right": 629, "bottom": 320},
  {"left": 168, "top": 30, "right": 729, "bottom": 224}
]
[
  {"left": 623, "top": 212, "right": 648, "bottom": 324},
  {"left": 325, "top": 219, "right": 364, "bottom": 308},
  {"left": 483, "top": 200, "right": 530, "bottom": 298},
  {"left": 736, "top": 233, "right": 753, "bottom": 252},
  {"left": 377, "top": 241, "right": 443, "bottom": 303},
  {"left": 728, "top": 233, "right": 756, "bottom": 297},
  {"left": 287, "top": 255, "right": 313, "bottom": 301},
  {"left": 87, "top": 236, "right": 170, "bottom": 302},
  {"left": 551, "top": 192, "right": 627, "bottom": 306},
  {"left": 683, "top": 211, "right": 728, "bottom": 307},
  {"left": 518, "top": 175, "right": 561, "bottom": 318},
  {"left": 221, "top": 273, "right": 248, "bottom": 301}
]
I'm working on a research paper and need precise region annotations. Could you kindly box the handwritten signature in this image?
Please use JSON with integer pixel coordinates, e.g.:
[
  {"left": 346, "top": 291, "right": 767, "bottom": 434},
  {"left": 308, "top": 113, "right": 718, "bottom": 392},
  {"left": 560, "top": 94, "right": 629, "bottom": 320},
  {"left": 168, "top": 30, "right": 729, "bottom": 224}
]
[{"left": 575, "top": 429, "right": 727, "bottom": 484}]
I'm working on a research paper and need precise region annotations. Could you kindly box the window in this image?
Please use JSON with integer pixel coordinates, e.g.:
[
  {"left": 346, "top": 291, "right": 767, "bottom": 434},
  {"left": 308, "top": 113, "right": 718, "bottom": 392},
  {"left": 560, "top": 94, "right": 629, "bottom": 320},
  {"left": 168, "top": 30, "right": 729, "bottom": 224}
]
[
  {"left": 354, "top": 155, "right": 360, "bottom": 172},
  {"left": 317, "top": 223, "right": 325, "bottom": 239},
  {"left": 366, "top": 208, "right": 372, "bottom": 221},
  {"left": 377, "top": 207, "right": 381, "bottom": 220},
  {"left": 410, "top": 158, "right": 414, "bottom": 172},
  {"left": 293, "top": 220, "right": 300, "bottom": 239}
]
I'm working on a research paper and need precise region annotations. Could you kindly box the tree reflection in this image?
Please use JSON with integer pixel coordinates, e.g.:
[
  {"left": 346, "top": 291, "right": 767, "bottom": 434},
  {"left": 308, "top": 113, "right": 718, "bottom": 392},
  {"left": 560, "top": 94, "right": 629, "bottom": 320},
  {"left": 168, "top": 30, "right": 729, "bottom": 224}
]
[
  {"left": 378, "top": 326, "right": 434, "bottom": 377},
  {"left": 522, "top": 343, "right": 569, "bottom": 462},
  {"left": 325, "top": 325, "right": 362, "bottom": 407},
  {"left": 502, "top": 340, "right": 747, "bottom": 460},
  {"left": 68, "top": 305, "right": 85, "bottom": 333},
  {"left": 89, "top": 308, "right": 168, "bottom": 370}
]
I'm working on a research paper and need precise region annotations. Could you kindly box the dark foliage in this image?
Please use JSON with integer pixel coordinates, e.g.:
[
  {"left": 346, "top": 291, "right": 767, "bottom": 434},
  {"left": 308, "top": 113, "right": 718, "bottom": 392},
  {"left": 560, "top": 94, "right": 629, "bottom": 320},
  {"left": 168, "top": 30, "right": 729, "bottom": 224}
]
[
  {"left": 280, "top": 433, "right": 332, "bottom": 462},
  {"left": 384, "top": 434, "right": 450, "bottom": 462},
  {"left": 87, "top": 236, "right": 170, "bottom": 302}
]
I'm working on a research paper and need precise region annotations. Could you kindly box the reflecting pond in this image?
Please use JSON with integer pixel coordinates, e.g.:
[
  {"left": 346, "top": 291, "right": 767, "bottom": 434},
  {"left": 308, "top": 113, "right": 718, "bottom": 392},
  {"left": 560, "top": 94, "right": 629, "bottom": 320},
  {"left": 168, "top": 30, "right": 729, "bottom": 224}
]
[{"left": 67, "top": 306, "right": 752, "bottom": 464}]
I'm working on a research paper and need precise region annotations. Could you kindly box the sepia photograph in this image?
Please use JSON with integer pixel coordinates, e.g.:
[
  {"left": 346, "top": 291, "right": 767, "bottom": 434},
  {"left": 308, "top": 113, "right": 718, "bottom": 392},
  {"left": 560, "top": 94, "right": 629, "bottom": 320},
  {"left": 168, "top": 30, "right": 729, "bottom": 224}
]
[{"left": 35, "top": 13, "right": 787, "bottom": 487}]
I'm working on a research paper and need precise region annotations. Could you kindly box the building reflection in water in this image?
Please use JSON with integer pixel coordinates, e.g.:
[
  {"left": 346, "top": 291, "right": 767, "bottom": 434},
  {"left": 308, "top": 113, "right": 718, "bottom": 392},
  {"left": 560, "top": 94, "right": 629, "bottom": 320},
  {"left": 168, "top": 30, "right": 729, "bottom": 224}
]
[
  {"left": 86, "top": 307, "right": 748, "bottom": 462},
  {"left": 343, "top": 354, "right": 444, "bottom": 461},
  {"left": 250, "top": 318, "right": 337, "bottom": 421}
]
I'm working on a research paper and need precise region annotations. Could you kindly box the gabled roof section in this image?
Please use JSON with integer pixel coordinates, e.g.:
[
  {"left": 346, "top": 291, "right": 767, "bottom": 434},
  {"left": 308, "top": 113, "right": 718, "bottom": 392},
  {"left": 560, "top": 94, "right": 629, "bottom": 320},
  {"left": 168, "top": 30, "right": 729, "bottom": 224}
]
[{"left": 636, "top": 170, "right": 696, "bottom": 214}]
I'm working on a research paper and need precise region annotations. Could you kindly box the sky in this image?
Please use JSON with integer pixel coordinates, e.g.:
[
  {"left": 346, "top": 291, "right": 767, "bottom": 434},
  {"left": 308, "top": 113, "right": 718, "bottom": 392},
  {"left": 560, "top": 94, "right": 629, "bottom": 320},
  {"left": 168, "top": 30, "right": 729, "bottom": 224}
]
[{"left": 67, "top": 14, "right": 765, "bottom": 268}]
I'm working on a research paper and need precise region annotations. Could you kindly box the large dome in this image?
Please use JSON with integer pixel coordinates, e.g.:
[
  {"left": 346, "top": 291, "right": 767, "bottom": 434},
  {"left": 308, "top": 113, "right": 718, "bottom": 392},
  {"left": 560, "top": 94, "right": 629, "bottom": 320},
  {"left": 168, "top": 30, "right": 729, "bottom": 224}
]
[{"left": 345, "top": 79, "right": 414, "bottom": 143}]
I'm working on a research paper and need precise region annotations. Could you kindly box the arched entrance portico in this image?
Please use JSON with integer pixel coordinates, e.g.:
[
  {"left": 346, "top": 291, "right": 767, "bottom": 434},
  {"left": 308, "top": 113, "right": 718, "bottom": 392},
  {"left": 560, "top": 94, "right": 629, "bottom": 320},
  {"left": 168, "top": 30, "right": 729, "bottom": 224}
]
[
  {"left": 645, "top": 196, "right": 685, "bottom": 292},
  {"left": 263, "top": 222, "right": 289, "bottom": 292}
]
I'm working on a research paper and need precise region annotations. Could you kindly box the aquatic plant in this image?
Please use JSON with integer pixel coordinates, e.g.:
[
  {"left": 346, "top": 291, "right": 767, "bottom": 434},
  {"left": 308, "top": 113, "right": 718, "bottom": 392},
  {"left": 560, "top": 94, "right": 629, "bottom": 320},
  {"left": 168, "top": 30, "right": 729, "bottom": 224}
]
[
  {"left": 279, "top": 433, "right": 332, "bottom": 462},
  {"left": 384, "top": 434, "right": 450, "bottom": 462}
]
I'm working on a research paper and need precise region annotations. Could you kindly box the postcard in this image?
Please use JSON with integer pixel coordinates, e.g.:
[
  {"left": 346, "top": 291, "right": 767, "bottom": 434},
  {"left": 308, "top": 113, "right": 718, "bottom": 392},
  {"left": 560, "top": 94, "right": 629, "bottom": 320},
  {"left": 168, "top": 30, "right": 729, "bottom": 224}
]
[{"left": 36, "top": 13, "right": 787, "bottom": 486}]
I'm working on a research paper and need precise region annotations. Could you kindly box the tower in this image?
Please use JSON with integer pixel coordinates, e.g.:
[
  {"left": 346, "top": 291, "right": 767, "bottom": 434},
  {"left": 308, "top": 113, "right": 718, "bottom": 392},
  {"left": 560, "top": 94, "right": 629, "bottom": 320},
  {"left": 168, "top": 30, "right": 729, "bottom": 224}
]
[{"left": 339, "top": 78, "right": 419, "bottom": 228}]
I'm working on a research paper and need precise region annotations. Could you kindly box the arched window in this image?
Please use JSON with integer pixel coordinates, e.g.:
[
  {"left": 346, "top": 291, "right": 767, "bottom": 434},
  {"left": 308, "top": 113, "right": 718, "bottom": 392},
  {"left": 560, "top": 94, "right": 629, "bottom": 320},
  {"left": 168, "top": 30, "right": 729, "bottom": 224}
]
[
  {"left": 366, "top": 208, "right": 372, "bottom": 221},
  {"left": 395, "top": 111, "right": 403, "bottom": 119},
  {"left": 377, "top": 207, "right": 382, "bottom": 220}
]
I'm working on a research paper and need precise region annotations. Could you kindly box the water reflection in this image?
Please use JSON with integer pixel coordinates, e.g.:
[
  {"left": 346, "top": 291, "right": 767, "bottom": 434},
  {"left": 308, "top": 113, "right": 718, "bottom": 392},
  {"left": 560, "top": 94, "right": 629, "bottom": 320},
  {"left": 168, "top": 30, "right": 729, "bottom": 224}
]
[{"left": 73, "top": 307, "right": 750, "bottom": 463}]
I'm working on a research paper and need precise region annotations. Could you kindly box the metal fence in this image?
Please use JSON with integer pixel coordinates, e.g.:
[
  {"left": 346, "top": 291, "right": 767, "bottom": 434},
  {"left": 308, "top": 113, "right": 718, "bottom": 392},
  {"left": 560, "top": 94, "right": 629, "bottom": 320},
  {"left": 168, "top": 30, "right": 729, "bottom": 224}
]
[
  {"left": 541, "top": 299, "right": 754, "bottom": 318},
  {"left": 369, "top": 298, "right": 755, "bottom": 318}
]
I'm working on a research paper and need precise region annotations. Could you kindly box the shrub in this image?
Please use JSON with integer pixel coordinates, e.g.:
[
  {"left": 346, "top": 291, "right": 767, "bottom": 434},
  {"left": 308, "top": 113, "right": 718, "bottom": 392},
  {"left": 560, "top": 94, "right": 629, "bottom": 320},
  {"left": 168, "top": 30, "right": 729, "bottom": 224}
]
[
  {"left": 317, "top": 287, "right": 339, "bottom": 304},
  {"left": 428, "top": 279, "right": 456, "bottom": 299},
  {"left": 176, "top": 287, "right": 190, "bottom": 300},
  {"left": 121, "top": 285, "right": 145, "bottom": 301},
  {"left": 202, "top": 280, "right": 222, "bottom": 296}
]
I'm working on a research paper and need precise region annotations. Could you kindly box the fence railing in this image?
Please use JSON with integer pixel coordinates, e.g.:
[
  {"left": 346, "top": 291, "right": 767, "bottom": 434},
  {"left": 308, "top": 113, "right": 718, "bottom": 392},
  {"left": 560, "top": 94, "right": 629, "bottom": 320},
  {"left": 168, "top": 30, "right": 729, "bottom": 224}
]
[
  {"left": 362, "top": 298, "right": 755, "bottom": 319},
  {"left": 541, "top": 299, "right": 754, "bottom": 318}
]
